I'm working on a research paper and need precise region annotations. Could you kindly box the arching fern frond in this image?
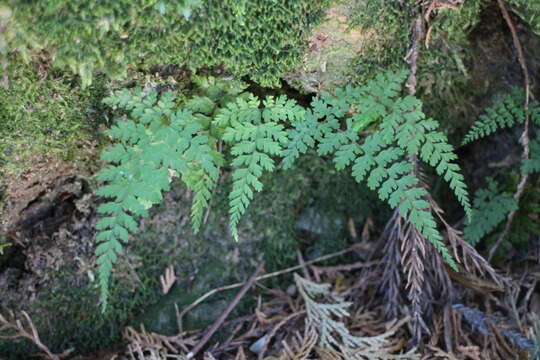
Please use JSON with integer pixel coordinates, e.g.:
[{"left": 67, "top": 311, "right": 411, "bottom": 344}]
[
  {"left": 317, "top": 76, "right": 469, "bottom": 268},
  {"left": 281, "top": 71, "right": 470, "bottom": 269},
  {"left": 351, "top": 111, "right": 457, "bottom": 268}
]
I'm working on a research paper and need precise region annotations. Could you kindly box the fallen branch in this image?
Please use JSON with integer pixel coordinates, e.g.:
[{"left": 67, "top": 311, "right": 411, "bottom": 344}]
[{"left": 186, "top": 261, "right": 265, "bottom": 359}]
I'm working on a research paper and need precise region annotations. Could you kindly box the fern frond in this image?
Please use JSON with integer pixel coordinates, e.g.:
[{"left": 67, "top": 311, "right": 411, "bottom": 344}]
[
  {"left": 462, "top": 88, "right": 526, "bottom": 145},
  {"left": 463, "top": 179, "right": 518, "bottom": 245},
  {"left": 219, "top": 95, "right": 292, "bottom": 240},
  {"left": 96, "top": 89, "right": 222, "bottom": 311},
  {"left": 352, "top": 129, "right": 457, "bottom": 269},
  {"left": 347, "top": 91, "right": 468, "bottom": 268}
]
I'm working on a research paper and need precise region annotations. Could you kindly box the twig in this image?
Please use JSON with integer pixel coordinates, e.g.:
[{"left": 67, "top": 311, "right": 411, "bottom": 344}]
[
  {"left": 296, "top": 250, "right": 311, "bottom": 281},
  {"left": 0, "top": 310, "right": 71, "bottom": 360},
  {"left": 186, "top": 261, "right": 265, "bottom": 359},
  {"left": 257, "top": 311, "right": 305, "bottom": 360},
  {"left": 488, "top": 0, "right": 531, "bottom": 261},
  {"left": 311, "top": 260, "right": 379, "bottom": 274},
  {"left": 404, "top": 14, "right": 425, "bottom": 97},
  {"left": 178, "top": 243, "right": 366, "bottom": 323}
]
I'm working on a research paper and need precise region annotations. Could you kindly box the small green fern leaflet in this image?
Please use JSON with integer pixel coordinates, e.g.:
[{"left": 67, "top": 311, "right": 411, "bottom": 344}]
[
  {"left": 462, "top": 88, "right": 526, "bottom": 145},
  {"left": 463, "top": 179, "right": 518, "bottom": 245},
  {"left": 217, "top": 94, "right": 302, "bottom": 239}
]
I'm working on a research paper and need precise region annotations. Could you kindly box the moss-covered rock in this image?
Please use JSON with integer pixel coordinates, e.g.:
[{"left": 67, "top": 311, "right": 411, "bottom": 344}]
[{"left": 5, "top": 0, "right": 331, "bottom": 87}]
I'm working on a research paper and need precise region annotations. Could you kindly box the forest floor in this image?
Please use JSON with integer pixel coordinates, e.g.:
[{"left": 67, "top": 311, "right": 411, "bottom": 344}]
[{"left": 1, "top": 1, "right": 540, "bottom": 359}]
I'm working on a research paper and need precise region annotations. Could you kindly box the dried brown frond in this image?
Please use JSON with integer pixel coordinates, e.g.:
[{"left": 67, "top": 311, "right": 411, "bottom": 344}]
[
  {"left": 428, "top": 195, "right": 506, "bottom": 291},
  {"left": 0, "top": 309, "right": 71, "bottom": 360},
  {"left": 400, "top": 215, "right": 433, "bottom": 343},
  {"left": 379, "top": 210, "right": 404, "bottom": 320},
  {"left": 124, "top": 324, "right": 189, "bottom": 359},
  {"left": 275, "top": 327, "right": 317, "bottom": 360},
  {"left": 160, "top": 265, "right": 177, "bottom": 295}
]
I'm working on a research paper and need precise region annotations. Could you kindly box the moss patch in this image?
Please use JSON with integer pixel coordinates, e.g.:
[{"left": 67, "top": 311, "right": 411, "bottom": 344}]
[{"left": 0, "top": 55, "right": 107, "bottom": 181}]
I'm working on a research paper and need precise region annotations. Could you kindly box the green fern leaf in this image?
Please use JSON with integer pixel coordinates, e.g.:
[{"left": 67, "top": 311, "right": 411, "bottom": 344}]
[
  {"left": 282, "top": 111, "right": 322, "bottom": 169},
  {"left": 96, "top": 88, "right": 223, "bottom": 311},
  {"left": 462, "top": 88, "right": 526, "bottom": 145},
  {"left": 463, "top": 179, "right": 518, "bottom": 245},
  {"left": 220, "top": 96, "right": 290, "bottom": 240},
  {"left": 522, "top": 138, "right": 540, "bottom": 174}
]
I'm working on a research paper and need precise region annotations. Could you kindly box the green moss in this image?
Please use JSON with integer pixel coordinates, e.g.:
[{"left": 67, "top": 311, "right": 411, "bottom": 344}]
[
  {"left": 7, "top": 0, "right": 331, "bottom": 87},
  {"left": 0, "top": 55, "right": 107, "bottom": 177},
  {"left": 242, "top": 153, "right": 386, "bottom": 270},
  {"left": 347, "top": 0, "right": 415, "bottom": 81}
]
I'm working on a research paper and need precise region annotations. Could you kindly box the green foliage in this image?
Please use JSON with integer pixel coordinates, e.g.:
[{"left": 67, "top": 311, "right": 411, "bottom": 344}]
[
  {"left": 462, "top": 88, "right": 528, "bottom": 145},
  {"left": 463, "top": 179, "right": 518, "bottom": 245},
  {"left": 96, "top": 87, "right": 224, "bottom": 310},
  {"left": 284, "top": 70, "right": 470, "bottom": 268},
  {"left": 462, "top": 88, "right": 540, "bottom": 251},
  {"left": 7, "top": 0, "right": 330, "bottom": 87},
  {"left": 507, "top": 0, "right": 540, "bottom": 35},
  {"left": 97, "top": 70, "right": 471, "bottom": 309},
  {"left": 522, "top": 138, "right": 540, "bottom": 174},
  {"left": 217, "top": 94, "right": 304, "bottom": 240}
]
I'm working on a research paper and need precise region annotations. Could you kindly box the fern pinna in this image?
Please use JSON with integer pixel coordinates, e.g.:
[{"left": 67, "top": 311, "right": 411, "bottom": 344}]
[
  {"left": 461, "top": 89, "right": 540, "bottom": 247},
  {"left": 214, "top": 94, "right": 305, "bottom": 240},
  {"left": 462, "top": 87, "right": 540, "bottom": 145},
  {"left": 463, "top": 179, "right": 518, "bottom": 245},
  {"left": 461, "top": 88, "right": 540, "bottom": 177},
  {"left": 96, "top": 88, "right": 222, "bottom": 310},
  {"left": 96, "top": 71, "right": 471, "bottom": 309}
]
